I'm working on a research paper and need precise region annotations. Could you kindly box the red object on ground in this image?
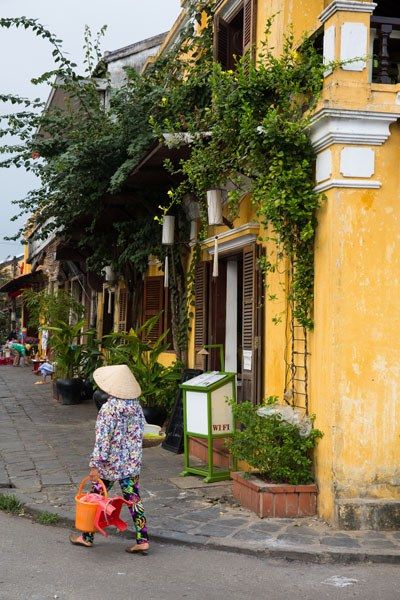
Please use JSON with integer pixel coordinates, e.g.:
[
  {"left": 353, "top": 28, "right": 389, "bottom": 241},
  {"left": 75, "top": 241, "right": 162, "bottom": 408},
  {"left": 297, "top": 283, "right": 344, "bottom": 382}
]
[{"left": 0, "top": 357, "right": 14, "bottom": 366}]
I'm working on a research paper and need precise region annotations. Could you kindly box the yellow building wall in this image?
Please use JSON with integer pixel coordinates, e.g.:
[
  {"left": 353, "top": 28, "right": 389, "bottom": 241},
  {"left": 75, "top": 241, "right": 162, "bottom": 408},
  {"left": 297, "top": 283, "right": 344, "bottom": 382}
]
[{"left": 311, "top": 123, "right": 400, "bottom": 519}]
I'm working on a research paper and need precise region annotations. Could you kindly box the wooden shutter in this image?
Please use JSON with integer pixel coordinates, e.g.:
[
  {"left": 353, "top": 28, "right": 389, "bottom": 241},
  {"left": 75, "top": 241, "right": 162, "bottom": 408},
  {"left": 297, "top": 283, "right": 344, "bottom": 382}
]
[
  {"left": 242, "top": 244, "right": 263, "bottom": 404},
  {"left": 142, "top": 276, "right": 164, "bottom": 342},
  {"left": 243, "top": 0, "right": 257, "bottom": 56},
  {"left": 214, "top": 14, "right": 229, "bottom": 69},
  {"left": 194, "top": 262, "right": 209, "bottom": 370},
  {"left": 117, "top": 288, "right": 128, "bottom": 332}
]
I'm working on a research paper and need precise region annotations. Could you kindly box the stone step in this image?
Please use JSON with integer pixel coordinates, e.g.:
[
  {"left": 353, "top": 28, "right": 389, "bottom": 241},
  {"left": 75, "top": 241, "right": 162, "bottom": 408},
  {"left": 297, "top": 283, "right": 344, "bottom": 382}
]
[{"left": 337, "top": 498, "right": 400, "bottom": 530}]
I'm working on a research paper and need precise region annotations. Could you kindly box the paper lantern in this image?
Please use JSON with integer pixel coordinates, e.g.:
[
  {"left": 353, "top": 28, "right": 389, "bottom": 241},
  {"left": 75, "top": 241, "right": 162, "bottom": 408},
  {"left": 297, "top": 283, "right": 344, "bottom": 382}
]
[
  {"left": 103, "top": 266, "right": 116, "bottom": 283},
  {"left": 162, "top": 215, "right": 175, "bottom": 245},
  {"left": 206, "top": 189, "right": 223, "bottom": 225}
]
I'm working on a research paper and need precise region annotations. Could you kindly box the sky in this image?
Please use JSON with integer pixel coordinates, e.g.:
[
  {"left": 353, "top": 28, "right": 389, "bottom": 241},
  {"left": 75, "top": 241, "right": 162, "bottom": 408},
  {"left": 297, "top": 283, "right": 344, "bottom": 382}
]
[{"left": 0, "top": 0, "right": 181, "bottom": 261}]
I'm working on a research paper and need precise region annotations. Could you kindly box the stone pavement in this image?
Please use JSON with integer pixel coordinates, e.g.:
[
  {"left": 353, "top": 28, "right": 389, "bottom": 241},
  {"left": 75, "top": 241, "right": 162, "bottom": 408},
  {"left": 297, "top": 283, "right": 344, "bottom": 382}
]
[{"left": 1, "top": 365, "right": 400, "bottom": 564}]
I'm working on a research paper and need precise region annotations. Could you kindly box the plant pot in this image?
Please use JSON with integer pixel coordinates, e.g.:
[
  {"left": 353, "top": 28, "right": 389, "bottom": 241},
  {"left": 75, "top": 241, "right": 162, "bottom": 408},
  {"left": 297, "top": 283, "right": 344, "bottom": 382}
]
[
  {"left": 56, "top": 378, "right": 84, "bottom": 405},
  {"left": 93, "top": 389, "right": 109, "bottom": 412},
  {"left": 81, "top": 380, "right": 94, "bottom": 402},
  {"left": 142, "top": 406, "right": 168, "bottom": 427},
  {"left": 52, "top": 380, "right": 59, "bottom": 402},
  {"left": 231, "top": 472, "right": 317, "bottom": 519}
]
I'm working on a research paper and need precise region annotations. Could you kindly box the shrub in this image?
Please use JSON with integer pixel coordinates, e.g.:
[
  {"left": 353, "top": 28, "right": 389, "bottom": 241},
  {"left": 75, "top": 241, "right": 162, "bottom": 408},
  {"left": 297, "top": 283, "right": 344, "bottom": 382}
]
[{"left": 228, "top": 398, "right": 323, "bottom": 485}]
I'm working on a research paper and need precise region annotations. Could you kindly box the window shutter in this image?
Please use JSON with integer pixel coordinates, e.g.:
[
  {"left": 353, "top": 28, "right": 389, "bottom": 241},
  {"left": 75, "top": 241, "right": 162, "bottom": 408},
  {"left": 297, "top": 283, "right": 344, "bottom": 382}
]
[
  {"left": 242, "top": 244, "right": 262, "bottom": 404},
  {"left": 243, "top": 0, "right": 257, "bottom": 56},
  {"left": 143, "top": 276, "right": 164, "bottom": 343},
  {"left": 117, "top": 288, "right": 128, "bottom": 332},
  {"left": 194, "top": 262, "right": 209, "bottom": 370},
  {"left": 214, "top": 14, "right": 229, "bottom": 69}
]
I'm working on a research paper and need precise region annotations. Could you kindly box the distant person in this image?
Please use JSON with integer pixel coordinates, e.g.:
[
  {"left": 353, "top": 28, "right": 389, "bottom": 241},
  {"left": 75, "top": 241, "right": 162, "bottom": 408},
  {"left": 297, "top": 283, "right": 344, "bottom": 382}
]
[
  {"left": 7, "top": 329, "right": 18, "bottom": 342},
  {"left": 34, "top": 361, "right": 54, "bottom": 385},
  {"left": 8, "top": 341, "right": 27, "bottom": 367}
]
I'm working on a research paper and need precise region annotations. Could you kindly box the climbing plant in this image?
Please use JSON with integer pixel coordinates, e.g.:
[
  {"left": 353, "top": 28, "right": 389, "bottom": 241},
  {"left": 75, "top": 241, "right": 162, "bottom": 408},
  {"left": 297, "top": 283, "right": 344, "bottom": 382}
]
[
  {"left": 160, "top": 25, "right": 325, "bottom": 329},
  {"left": 0, "top": 0, "right": 324, "bottom": 374}
]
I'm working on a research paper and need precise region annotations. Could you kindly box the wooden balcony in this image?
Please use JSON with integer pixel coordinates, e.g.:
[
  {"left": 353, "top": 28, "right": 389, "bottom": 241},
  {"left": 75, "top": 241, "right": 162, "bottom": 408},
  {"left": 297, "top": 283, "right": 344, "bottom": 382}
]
[{"left": 371, "top": 16, "right": 400, "bottom": 84}]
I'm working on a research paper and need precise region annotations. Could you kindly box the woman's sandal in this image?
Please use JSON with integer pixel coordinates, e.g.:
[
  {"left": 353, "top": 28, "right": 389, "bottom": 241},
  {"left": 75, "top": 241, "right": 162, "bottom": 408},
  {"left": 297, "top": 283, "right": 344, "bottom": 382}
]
[
  {"left": 125, "top": 542, "right": 149, "bottom": 555},
  {"left": 69, "top": 534, "right": 93, "bottom": 548}
]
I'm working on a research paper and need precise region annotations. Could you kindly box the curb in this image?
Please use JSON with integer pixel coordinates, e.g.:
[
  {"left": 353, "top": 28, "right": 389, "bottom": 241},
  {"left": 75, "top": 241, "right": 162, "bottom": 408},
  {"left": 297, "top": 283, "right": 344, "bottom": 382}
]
[{"left": 5, "top": 490, "right": 400, "bottom": 565}]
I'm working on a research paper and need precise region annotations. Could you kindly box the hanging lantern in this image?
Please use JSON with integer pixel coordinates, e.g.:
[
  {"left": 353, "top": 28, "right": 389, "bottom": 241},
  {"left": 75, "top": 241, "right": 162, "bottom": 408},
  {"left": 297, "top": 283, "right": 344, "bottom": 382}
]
[
  {"left": 10, "top": 311, "right": 16, "bottom": 322},
  {"left": 162, "top": 215, "right": 175, "bottom": 245},
  {"left": 103, "top": 265, "right": 116, "bottom": 283},
  {"left": 190, "top": 219, "right": 197, "bottom": 243},
  {"left": 207, "top": 189, "right": 223, "bottom": 226}
]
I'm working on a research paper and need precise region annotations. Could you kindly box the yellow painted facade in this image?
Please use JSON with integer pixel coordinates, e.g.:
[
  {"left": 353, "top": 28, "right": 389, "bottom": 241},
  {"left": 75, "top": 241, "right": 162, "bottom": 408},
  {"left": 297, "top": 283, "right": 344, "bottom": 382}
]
[
  {"left": 96, "top": 0, "right": 400, "bottom": 526},
  {"left": 176, "top": 0, "right": 400, "bottom": 526}
]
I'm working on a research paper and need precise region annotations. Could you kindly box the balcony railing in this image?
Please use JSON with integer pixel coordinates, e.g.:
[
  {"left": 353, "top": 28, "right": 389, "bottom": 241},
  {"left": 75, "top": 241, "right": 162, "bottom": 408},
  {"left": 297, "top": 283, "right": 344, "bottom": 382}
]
[{"left": 371, "top": 16, "right": 400, "bottom": 84}]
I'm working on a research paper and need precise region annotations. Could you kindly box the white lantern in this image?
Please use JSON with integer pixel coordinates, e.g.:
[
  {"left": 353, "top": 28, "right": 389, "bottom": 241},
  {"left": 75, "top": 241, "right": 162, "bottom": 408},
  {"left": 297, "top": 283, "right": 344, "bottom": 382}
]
[
  {"left": 10, "top": 312, "right": 16, "bottom": 322},
  {"left": 190, "top": 219, "right": 197, "bottom": 242},
  {"left": 207, "top": 189, "right": 223, "bottom": 225},
  {"left": 162, "top": 215, "right": 175, "bottom": 245},
  {"left": 103, "top": 265, "right": 116, "bottom": 283}
]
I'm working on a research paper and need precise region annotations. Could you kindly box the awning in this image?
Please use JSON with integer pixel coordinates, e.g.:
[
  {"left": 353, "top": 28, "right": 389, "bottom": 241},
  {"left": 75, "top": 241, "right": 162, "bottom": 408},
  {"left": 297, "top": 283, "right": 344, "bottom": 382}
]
[
  {"left": 126, "top": 141, "right": 190, "bottom": 187},
  {"left": 0, "top": 272, "right": 44, "bottom": 294}
]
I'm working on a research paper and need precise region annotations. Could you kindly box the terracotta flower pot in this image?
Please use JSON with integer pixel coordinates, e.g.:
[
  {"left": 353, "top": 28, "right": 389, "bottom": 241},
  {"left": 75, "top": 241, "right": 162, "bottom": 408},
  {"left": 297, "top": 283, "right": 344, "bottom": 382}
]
[{"left": 231, "top": 471, "right": 317, "bottom": 518}]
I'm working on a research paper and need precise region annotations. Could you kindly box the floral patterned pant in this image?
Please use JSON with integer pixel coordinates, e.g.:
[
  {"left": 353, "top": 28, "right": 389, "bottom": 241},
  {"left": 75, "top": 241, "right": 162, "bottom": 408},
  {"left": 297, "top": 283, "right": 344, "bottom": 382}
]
[{"left": 82, "top": 476, "right": 148, "bottom": 545}]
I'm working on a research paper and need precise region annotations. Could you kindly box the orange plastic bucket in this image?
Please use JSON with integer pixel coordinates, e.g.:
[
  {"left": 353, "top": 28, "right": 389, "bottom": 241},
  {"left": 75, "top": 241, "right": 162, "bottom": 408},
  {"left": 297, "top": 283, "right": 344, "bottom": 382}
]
[{"left": 75, "top": 476, "right": 108, "bottom": 533}]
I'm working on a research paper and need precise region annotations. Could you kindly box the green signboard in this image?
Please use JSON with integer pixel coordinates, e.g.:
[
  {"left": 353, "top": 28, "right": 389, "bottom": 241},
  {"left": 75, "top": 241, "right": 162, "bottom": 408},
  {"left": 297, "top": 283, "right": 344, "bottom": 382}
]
[{"left": 180, "top": 371, "right": 236, "bottom": 483}]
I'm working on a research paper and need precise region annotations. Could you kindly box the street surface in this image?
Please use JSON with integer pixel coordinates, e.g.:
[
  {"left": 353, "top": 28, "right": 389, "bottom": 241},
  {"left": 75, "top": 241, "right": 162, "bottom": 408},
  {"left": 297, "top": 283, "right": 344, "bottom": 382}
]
[{"left": 1, "top": 512, "right": 400, "bottom": 600}]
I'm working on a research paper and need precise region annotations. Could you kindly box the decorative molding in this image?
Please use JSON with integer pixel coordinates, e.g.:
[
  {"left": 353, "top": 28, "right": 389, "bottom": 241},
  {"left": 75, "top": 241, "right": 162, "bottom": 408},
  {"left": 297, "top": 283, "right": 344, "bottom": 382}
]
[
  {"left": 316, "top": 149, "right": 333, "bottom": 183},
  {"left": 207, "top": 233, "right": 259, "bottom": 256},
  {"left": 218, "top": 0, "right": 243, "bottom": 22},
  {"left": 198, "top": 223, "right": 260, "bottom": 254},
  {"left": 341, "top": 23, "right": 367, "bottom": 71},
  {"left": 340, "top": 147, "right": 375, "bottom": 178},
  {"left": 323, "top": 25, "right": 336, "bottom": 76},
  {"left": 314, "top": 178, "right": 381, "bottom": 193},
  {"left": 310, "top": 109, "right": 400, "bottom": 152},
  {"left": 319, "top": 1, "right": 377, "bottom": 25}
]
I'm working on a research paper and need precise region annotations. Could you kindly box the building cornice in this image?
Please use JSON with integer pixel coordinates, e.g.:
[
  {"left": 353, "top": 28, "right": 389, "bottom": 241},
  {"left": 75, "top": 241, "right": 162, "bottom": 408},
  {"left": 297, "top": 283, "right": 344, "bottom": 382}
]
[
  {"left": 310, "top": 108, "right": 400, "bottom": 152},
  {"left": 314, "top": 178, "right": 381, "bottom": 193},
  {"left": 199, "top": 223, "right": 260, "bottom": 255},
  {"left": 319, "top": 1, "right": 377, "bottom": 25}
]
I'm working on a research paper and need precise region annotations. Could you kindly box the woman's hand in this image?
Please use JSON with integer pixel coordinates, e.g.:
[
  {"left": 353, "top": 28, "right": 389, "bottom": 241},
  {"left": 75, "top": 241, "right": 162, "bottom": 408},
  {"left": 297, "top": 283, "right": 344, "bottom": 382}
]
[{"left": 89, "top": 467, "right": 100, "bottom": 482}]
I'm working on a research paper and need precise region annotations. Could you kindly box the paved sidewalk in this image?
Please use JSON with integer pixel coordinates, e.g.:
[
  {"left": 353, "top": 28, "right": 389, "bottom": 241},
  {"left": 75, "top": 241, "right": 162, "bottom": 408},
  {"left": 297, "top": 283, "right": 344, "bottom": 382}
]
[{"left": 1, "top": 365, "right": 400, "bottom": 564}]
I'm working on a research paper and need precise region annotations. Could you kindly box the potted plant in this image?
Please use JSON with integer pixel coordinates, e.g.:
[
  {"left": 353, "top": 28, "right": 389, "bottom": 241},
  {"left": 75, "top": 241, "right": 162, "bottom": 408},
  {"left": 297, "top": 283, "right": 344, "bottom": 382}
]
[
  {"left": 80, "top": 330, "right": 104, "bottom": 403},
  {"left": 228, "top": 397, "right": 323, "bottom": 518},
  {"left": 103, "top": 314, "right": 182, "bottom": 425},
  {"left": 46, "top": 320, "right": 86, "bottom": 405}
]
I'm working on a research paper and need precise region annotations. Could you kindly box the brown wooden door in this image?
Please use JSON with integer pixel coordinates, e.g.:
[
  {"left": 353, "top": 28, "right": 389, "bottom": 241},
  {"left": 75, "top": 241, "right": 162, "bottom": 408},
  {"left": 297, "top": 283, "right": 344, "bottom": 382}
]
[
  {"left": 142, "top": 276, "right": 164, "bottom": 342},
  {"left": 117, "top": 288, "right": 128, "bottom": 332},
  {"left": 243, "top": 0, "right": 257, "bottom": 56},
  {"left": 241, "top": 244, "right": 263, "bottom": 404},
  {"left": 194, "top": 262, "right": 210, "bottom": 370}
]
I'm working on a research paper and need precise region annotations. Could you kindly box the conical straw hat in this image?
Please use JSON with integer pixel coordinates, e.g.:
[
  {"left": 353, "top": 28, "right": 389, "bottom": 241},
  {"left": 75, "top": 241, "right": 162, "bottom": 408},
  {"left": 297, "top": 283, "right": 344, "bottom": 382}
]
[{"left": 93, "top": 365, "right": 141, "bottom": 400}]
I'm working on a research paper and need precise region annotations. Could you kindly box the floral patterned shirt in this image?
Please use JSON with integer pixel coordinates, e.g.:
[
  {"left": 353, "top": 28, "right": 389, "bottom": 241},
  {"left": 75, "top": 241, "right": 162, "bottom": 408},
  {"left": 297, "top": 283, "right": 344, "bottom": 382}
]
[{"left": 90, "top": 396, "right": 144, "bottom": 481}]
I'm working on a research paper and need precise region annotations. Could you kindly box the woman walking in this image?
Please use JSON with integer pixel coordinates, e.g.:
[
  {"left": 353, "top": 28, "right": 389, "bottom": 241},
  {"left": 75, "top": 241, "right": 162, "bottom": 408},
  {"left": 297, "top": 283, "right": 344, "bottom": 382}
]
[{"left": 69, "top": 365, "right": 149, "bottom": 554}]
